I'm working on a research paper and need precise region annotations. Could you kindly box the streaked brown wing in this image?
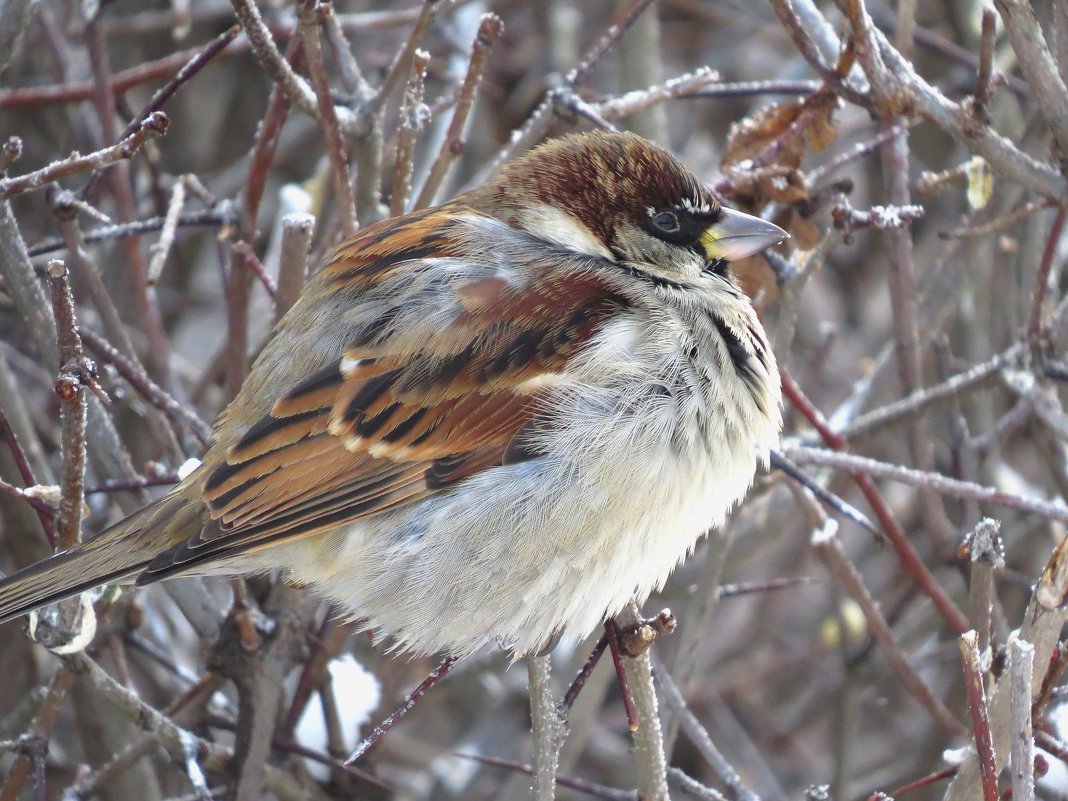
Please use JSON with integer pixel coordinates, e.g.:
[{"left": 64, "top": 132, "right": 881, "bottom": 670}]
[{"left": 141, "top": 227, "right": 624, "bottom": 580}]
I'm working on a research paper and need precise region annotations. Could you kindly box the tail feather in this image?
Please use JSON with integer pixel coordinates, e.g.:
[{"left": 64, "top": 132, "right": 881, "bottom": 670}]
[
  {"left": 0, "top": 549, "right": 148, "bottom": 626},
  {"left": 0, "top": 495, "right": 185, "bottom": 627}
]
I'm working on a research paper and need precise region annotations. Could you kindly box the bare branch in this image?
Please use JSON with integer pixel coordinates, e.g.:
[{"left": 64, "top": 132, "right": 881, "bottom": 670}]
[
  {"left": 390, "top": 49, "right": 430, "bottom": 217},
  {"left": 230, "top": 0, "right": 319, "bottom": 119},
  {"left": 960, "top": 630, "right": 1000, "bottom": 801},
  {"left": 615, "top": 602, "right": 669, "bottom": 801},
  {"left": 413, "top": 14, "right": 502, "bottom": 209},
  {"left": 298, "top": 0, "right": 357, "bottom": 237},
  {"left": 46, "top": 261, "right": 87, "bottom": 553},
  {"left": 0, "top": 112, "right": 169, "bottom": 199},
  {"left": 783, "top": 444, "right": 1068, "bottom": 523},
  {"left": 656, "top": 663, "right": 758, "bottom": 801},
  {"left": 1009, "top": 638, "right": 1036, "bottom": 801},
  {"left": 275, "top": 213, "right": 315, "bottom": 322},
  {"left": 995, "top": 0, "right": 1068, "bottom": 163},
  {"left": 528, "top": 654, "right": 565, "bottom": 801}
]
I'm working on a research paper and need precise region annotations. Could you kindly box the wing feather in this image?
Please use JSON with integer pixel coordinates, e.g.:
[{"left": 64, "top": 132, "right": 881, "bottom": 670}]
[{"left": 142, "top": 212, "right": 626, "bottom": 580}]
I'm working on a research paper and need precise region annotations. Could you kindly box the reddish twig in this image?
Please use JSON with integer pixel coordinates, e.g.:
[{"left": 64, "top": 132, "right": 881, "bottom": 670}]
[
  {"left": 960, "top": 631, "right": 999, "bottom": 801},
  {"left": 230, "top": 241, "right": 278, "bottom": 300},
  {"left": 562, "top": 635, "right": 609, "bottom": 712},
  {"left": 345, "top": 655, "right": 458, "bottom": 763},
  {"left": 604, "top": 619, "right": 638, "bottom": 732},
  {"left": 242, "top": 39, "right": 304, "bottom": 242},
  {"left": 79, "top": 327, "right": 211, "bottom": 444},
  {"left": 298, "top": 0, "right": 357, "bottom": 237},
  {"left": 781, "top": 369, "right": 971, "bottom": 634},
  {"left": 0, "top": 404, "right": 56, "bottom": 543},
  {"left": 224, "top": 244, "right": 253, "bottom": 400},
  {"left": 455, "top": 753, "right": 633, "bottom": 801},
  {"left": 1026, "top": 206, "right": 1067, "bottom": 346},
  {"left": 0, "top": 669, "right": 76, "bottom": 801},
  {"left": 85, "top": 22, "right": 173, "bottom": 382},
  {"left": 890, "top": 766, "right": 958, "bottom": 797},
  {"left": 119, "top": 25, "right": 239, "bottom": 141},
  {"left": 412, "top": 14, "right": 503, "bottom": 209},
  {"left": 972, "top": 9, "right": 998, "bottom": 121}
]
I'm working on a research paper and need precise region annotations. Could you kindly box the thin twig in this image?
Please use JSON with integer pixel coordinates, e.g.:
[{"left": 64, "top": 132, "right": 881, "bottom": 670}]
[
  {"left": 781, "top": 370, "right": 971, "bottom": 633},
  {"left": 318, "top": 3, "right": 381, "bottom": 227},
  {"left": 299, "top": 0, "right": 357, "bottom": 237},
  {"left": 667, "top": 768, "right": 730, "bottom": 801},
  {"left": 373, "top": 0, "right": 439, "bottom": 115},
  {"left": 0, "top": 669, "right": 76, "bottom": 801},
  {"left": 46, "top": 261, "right": 87, "bottom": 552},
  {"left": 241, "top": 35, "right": 303, "bottom": 242},
  {"left": 939, "top": 199, "right": 1051, "bottom": 239},
  {"left": 119, "top": 25, "right": 240, "bottom": 141},
  {"left": 960, "top": 630, "right": 999, "bottom": 801},
  {"left": 656, "top": 665, "right": 758, "bottom": 801},
  {"left": 79, "top": 327, "right": 211, "bottom": 444},
  {"left": 345, "top": 656, "right": 457, "bottom": 763},
  {"left": 85, "top": 22, "right": 173, "bottom": 383},
  {"left": 390, "top": 49, "right": 430, "bottom": 217},
  {"left": 562, "top": 636, "right": 609, "bottom": 713},
  {"left": 1026, "top": 207, "right": 1067, "bottom": 346},
  {"left": 27, "top": 207, "right": 238, "bottom": 257},
  {"left": 0, "top": 402, "right": 56, "bottom": 542},
  {"left": 596, "top": 68, "right": 721, "bottom": 120},
  {"left": 148, "top": 179, "right": 187, "bottom": 286},
  {"left": 0, "top": 112, "right": 169, "bottom": 199},
  {"left": 1009, "top": 638, "right": 1036, "bottom": 801},
  {"left": 604, "top": 618, "right": 638, "bottom": 732},
  {"left": 806, "top": 511, "right": 966, "bottom": 738},
  {"left": 413, "top": 14, "right": 502, "bottom": 209},
  {"left": 768, "top": 0, "right": 869, "bottom": 108},
  {"left": 783, "top": 444, "right": 1068, "bottom": 523},
  {"left": 231, "top": 241, "right": 278, "bottom": 300},
  {"left": 455, "top": 753, "right": 634, "bottom": 801}
]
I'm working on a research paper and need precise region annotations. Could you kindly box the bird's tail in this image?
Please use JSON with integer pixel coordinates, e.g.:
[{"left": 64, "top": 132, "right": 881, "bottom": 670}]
[{"left": 0, "top": 495, "right": 184, "bottom": 627}]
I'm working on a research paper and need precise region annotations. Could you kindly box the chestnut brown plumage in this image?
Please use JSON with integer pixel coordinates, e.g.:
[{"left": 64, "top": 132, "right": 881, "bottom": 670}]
[{"left": 0, "top": 131, "right": 785, "bottom": 658}]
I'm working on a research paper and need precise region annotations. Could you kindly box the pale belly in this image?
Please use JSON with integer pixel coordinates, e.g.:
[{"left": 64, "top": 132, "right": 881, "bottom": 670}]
[{"left": 273, "top": 382, "right": 770, "bottom": 658}]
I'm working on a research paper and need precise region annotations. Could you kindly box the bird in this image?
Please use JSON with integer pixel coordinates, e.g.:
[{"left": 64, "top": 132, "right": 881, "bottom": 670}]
[{"left": 0, "top": 130, "right": 785, "bottom": 659}]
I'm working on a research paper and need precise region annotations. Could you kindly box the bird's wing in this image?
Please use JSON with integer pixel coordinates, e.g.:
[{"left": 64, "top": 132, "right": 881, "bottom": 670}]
[{"left": 141, "top": 215, "right": 624, "bottom": 580}]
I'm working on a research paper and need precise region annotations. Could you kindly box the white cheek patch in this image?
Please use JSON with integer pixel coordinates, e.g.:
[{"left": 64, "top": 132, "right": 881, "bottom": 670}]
[{"left": 519, "top": 204, "right": 614, "bottom": 260}]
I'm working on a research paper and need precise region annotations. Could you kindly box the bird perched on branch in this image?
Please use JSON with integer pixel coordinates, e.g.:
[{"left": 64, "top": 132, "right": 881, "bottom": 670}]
[{"left": 0, "top": 131, "right": 784, "bottom": 658}]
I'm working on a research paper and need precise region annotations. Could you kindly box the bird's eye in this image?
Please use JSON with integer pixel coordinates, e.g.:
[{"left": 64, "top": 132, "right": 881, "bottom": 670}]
[{"left": 651, "top": 211, "right": 679, "bottom": 233}]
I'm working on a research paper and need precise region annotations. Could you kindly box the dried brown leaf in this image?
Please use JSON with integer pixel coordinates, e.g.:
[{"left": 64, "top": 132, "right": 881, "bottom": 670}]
[{"left": 722, "top": 90, "right": 839, "bottom": 171}]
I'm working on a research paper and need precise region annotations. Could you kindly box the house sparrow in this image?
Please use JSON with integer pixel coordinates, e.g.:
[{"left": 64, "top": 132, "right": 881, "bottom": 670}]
[{"left": 0, "top": 131, "right": 784, "bottom": 658}]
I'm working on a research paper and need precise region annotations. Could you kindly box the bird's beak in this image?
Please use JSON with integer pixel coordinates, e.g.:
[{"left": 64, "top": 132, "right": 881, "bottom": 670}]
[{"left": 700, "top": 208, "right": 788, "bottom": 262}]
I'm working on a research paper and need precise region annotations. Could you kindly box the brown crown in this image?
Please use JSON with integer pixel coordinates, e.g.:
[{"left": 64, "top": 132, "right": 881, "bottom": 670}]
[{"left": 473, "top": 131, "right": 720, "bottom": 250}]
